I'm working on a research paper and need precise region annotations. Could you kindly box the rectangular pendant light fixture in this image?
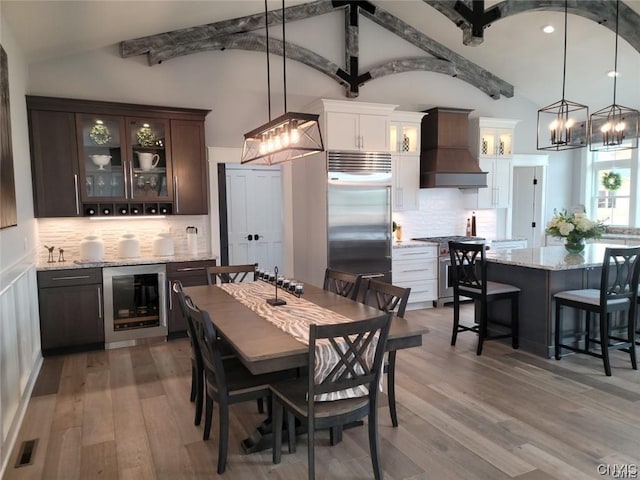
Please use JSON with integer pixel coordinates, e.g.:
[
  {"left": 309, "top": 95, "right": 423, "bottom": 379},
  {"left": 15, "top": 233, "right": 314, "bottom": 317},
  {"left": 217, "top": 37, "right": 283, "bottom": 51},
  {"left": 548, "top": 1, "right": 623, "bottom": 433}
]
[
  {"left": 241, "top": 0, "right": 324, "bottom": 166},
  {"left": 241, "top": 111, "right": 323, "bottom": 165}
]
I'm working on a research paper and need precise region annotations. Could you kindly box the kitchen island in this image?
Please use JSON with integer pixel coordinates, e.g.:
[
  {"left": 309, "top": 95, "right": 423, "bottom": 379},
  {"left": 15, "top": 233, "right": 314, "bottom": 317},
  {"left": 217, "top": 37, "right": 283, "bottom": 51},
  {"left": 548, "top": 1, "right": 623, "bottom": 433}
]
[{"left": 484, "top": 244, "right": 618, "bottom": 358}]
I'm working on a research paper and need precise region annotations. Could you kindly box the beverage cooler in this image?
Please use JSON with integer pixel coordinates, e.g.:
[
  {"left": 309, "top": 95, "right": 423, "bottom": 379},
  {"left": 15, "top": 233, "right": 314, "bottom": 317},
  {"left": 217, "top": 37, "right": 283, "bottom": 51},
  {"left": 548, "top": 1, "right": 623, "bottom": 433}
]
[{"left": 103, "top": 264, "right": 168, "bottom": 348}]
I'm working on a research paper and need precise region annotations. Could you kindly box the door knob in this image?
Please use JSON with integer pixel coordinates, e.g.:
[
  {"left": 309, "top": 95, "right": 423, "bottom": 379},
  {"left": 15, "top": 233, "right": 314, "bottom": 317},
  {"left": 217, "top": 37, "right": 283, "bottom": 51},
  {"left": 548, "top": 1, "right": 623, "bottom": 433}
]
[{"left": 247, "top": 234, "right": 253, "bottom": 241}]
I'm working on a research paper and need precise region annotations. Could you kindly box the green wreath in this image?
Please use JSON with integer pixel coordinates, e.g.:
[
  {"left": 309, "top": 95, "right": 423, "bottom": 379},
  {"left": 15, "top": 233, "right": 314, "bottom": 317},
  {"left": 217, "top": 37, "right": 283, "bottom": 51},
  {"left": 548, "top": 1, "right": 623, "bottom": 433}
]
[
  {"left": 602, "top": 171, "right": 622, "bottom": 191},
  {"left": 136, "top": 127, "right": 156, "bottom": 147},
  {"left": 89, "top": 124, "right": 111, "bottom": 145}
]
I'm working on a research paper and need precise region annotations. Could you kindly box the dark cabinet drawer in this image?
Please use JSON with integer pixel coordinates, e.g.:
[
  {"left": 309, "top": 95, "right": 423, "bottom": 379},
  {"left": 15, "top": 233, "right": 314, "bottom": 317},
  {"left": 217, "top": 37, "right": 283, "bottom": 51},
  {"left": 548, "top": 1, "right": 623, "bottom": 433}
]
[{"left": 37, "top": 268, "right": 102, "bottom": 288}]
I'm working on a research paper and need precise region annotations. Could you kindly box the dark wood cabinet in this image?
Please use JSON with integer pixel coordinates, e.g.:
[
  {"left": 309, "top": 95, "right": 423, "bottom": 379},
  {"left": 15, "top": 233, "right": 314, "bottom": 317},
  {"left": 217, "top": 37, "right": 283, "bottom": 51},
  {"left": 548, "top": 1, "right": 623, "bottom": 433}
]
[
  {"left": 166, "top": 260, "right": 216, "bottom": 336},
  {"left": 28, "top": 110, "right": 81, "bottom": 217},
  {"left": 170, "top": 119, "right": 208, "bottom": 215},
  {"left": 26, "top": 96, "right": 210, "bottom": 218},
  {"left": 37, "top": 268, "right": 104, "bottom": 355}
]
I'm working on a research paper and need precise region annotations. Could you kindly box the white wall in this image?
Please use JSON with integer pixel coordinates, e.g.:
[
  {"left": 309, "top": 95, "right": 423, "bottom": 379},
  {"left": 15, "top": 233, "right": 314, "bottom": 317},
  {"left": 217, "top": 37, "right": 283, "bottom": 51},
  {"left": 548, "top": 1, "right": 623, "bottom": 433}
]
[{"left": 0, "top": 16, "right": 43, "bottom": 478}]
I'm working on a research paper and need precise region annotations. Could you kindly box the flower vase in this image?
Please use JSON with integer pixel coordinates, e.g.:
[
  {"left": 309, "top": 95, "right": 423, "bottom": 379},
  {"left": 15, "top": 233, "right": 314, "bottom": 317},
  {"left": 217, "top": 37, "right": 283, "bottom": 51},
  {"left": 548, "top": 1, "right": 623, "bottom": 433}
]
[{"left": 564, "top": 238, "right": 585, "bottom": 254}]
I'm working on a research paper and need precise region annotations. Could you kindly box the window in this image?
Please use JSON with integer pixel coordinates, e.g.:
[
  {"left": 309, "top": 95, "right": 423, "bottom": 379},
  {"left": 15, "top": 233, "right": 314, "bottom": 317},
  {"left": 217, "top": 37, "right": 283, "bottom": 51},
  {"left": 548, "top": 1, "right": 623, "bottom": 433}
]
[{"left": 590, "top": 149, "right": 637, "bottom": 226}]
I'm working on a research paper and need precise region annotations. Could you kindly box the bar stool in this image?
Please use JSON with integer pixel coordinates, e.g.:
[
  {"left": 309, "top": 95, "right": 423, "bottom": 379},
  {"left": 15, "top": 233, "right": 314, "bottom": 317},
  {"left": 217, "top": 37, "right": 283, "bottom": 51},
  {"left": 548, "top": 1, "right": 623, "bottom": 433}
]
[
  {"left": 554, "top": 246, "right": 640, "bottom": 376},
  {"left": 449, "top": 241, "right": 520, "bottom": 356}
]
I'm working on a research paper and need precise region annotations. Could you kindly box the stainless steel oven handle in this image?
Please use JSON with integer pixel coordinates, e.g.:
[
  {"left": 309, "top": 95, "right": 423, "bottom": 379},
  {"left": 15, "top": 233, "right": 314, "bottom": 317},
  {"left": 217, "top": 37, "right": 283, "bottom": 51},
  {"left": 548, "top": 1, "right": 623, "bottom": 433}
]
[
  {"left": 168, "top": 280, "right": 173, "bottom": 311},
  {"left": 97, "top": 286, "right": 102, "bottom": 319}
]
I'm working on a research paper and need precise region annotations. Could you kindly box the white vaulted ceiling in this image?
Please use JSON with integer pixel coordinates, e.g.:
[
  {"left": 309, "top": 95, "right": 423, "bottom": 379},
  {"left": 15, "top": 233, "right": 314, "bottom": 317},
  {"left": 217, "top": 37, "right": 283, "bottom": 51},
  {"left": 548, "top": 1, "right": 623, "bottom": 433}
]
[{"left": 3, "top": 0, "right": 640, "bottom": 114}]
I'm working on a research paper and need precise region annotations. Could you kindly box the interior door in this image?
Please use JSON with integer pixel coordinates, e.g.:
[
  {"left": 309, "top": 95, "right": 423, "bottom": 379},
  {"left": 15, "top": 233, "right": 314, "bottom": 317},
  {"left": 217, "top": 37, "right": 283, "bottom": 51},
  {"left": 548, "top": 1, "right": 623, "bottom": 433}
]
[
  {"left": 512, "top": 166, "right": 544, "bottom": 247},
  {"left": 224, "top": 165, "right": 284, "bottom": 271}
]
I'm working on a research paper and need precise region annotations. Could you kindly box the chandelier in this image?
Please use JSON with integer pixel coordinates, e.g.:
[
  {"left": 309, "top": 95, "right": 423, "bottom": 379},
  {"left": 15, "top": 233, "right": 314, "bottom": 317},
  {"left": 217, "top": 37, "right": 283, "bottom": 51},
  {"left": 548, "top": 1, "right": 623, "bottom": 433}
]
[{"left": 241, "top": 0, "right": 324, "bottom": 165}]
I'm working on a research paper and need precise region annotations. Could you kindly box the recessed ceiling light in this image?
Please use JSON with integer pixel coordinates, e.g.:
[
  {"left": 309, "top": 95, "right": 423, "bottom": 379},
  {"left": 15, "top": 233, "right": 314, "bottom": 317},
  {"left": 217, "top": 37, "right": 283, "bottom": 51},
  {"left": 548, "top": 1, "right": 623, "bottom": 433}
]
[
  {"left": 607, "top": 70, "right": 619, "bottom": 77},
  {"left": 542, "top": 25, "right": 555, "bottom": 34}
]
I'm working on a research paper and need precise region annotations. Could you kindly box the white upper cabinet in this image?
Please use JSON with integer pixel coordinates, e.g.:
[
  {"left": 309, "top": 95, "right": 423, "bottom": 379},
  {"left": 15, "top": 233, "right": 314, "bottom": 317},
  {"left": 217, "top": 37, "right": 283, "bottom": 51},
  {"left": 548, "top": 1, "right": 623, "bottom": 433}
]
[
  {"left": 310, "top": 99, "right": 397, "bottom": 152},
  {"left": 390, "top": 111, "right": 425, "bottom": 211},
  {"left": 326, "top": 111, "right": 389, "bottom": 151},
  {"left": 466, "top": 117, "right": 519, "bottom": 210},
  {"left": 389, "top": 111, "right": 424, "bottom": 154}
]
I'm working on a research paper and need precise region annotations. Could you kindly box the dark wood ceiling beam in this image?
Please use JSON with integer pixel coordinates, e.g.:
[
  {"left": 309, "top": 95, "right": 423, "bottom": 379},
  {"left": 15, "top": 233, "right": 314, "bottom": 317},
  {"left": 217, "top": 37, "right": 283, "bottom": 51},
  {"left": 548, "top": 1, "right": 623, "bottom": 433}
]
[
  {"left": 148, "top": 33, "right": 345, "bottom": 85},
  {"left": 359, "top": 5, "right": 513, "bottom": 98},
  {"left": 424, "top": 0, "right": 640, "bottom": 54},
  {"left": 120, "top": 0, "right": 333, "bottom": 59},
  {"left": 119, "top": 0, "right": 514, "bottom": 99}
]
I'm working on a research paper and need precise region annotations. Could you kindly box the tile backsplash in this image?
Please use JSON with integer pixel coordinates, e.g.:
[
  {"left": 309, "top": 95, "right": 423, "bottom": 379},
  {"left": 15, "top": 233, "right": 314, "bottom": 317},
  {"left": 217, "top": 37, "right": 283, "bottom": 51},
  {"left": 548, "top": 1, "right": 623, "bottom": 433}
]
[
  {"left": 393, "top": 188, "right": 498, "bottom": 240},
  {"left": 37, "top": 215, "right": 210, "bottom": 263}
]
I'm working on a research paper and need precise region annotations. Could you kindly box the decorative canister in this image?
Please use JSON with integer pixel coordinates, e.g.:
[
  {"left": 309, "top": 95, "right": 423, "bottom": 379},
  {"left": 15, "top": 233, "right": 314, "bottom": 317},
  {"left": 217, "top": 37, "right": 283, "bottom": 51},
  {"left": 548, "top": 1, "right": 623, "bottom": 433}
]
[
  {"left": 152, "top": 232, "right": 175, "bottom": 257},
  {"left": 79, "top": 235, "right": 104, "bottom": 262},
  {"left": 118, "top": 233, "right": 140, "bottom": 259}
]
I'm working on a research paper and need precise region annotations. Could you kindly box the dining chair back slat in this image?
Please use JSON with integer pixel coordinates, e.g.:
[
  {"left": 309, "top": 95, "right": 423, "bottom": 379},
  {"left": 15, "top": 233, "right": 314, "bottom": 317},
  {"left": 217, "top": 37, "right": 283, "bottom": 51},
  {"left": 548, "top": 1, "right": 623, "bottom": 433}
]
[
  {"left": 270, "top": 312, "right": 392, "bottom": 480},
  {"left": 323, "top": 268, "right": 362, "bottom": 301},
  {"left": 172, "top": 280, "right": 204, "bottom": 426},
  {"left": 206, "top": 264, "right": 258, "bottom": 285},
  {"left": 362, "top": 278, "right": 410, "bottom": 427}
]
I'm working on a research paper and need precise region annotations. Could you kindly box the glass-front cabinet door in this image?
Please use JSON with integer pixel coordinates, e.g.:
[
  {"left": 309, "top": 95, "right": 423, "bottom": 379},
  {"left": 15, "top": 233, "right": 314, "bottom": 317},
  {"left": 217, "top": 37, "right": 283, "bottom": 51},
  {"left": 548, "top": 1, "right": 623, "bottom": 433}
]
[
  {"left": 128, "top": 117, "right": 172, "bottom": 203},
  {"left": 77, "top": 114, "right": 173, "bottom": 214},
  {"left": 78, "top": 113, "right": 126, "bottom": 201}
]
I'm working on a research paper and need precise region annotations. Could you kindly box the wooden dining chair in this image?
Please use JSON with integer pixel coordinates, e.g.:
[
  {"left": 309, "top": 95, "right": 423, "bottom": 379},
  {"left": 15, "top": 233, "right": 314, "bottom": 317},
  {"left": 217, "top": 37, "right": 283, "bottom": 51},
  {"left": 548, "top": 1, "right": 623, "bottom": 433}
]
[
  {"left": 173, "top": 280, "right": 204, "bottom": 426},
  {"left": 323, "top": 268, "right": 362, "bottom": 301},
  {"left": 363, "top": 279, "right": 410, "bottom": 428},
  {"left": 270, "top": 313, "right": 392, "bottom": 480},
  {"left": 187, "top": 300, "right": 296, "bottom": 474},
  {"left": 555, "top": 246, "right": 640, "bottom": 376},
  {"left": 449, "top": 241, "right": 520, "bottom": 356},
  {"left": 206, "top": 262, "right": 266, "bottom": 413},
  {"left": 206, "top": 264, "right": 258, "bottom": 285}
]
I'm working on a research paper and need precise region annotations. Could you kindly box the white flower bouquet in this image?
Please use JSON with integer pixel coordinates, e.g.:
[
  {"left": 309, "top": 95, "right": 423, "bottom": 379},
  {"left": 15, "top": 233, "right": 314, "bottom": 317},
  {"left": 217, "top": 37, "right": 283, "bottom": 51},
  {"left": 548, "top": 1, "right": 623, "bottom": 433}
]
[{"left": 545, "top": 209, "right": 606, "bottom": 243}]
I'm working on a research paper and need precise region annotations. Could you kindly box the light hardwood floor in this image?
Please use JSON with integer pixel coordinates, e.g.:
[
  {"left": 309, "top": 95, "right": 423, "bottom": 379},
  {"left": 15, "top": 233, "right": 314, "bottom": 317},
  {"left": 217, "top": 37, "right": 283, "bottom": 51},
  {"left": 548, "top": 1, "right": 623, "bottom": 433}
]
[{"left": 5, "top": 304, "right": 640, "bottom": 480}]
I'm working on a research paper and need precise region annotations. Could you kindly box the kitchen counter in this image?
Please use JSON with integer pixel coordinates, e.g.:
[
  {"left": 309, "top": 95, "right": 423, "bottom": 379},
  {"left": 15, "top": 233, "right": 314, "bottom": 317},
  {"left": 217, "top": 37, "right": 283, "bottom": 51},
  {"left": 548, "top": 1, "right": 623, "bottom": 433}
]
[
  {"left": 36, "top": 253, "right": 218, "bottom": 271},
  {"left": 486, "top": 244, "right": 617, "bottom": 271},
  {"left": 482, "top": 244, "right": 627, "bottom": 358},
  {"left": 393, "top": 240, "right": 437, "bottom": 248}
]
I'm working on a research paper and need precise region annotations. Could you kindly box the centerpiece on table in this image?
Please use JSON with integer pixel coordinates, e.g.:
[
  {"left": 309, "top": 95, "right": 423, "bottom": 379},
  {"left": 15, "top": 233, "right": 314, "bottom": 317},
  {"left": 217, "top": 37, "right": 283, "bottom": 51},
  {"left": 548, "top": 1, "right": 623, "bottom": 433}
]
[{"left": 545, "top": 209, "right": 606, "bottom": 253}]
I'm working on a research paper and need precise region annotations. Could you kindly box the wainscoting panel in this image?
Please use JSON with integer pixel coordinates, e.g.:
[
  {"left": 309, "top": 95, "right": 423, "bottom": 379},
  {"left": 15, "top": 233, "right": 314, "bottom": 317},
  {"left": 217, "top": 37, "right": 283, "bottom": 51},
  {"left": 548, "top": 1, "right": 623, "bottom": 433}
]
[{"left": 0, "top": 257, "right": 42, "bottom": 477}]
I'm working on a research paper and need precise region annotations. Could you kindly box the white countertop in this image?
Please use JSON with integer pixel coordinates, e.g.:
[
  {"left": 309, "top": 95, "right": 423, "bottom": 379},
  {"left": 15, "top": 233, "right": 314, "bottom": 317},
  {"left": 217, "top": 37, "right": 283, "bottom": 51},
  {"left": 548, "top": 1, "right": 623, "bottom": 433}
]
[
  {"left": 37, "top": 253, "right": 218, "bottom": 271},
  {"left": 392, "top": 240, "right": 437, "bottom": 248},
  {"left": 486, "top": 244, "right": 624, "bottom": 271}
]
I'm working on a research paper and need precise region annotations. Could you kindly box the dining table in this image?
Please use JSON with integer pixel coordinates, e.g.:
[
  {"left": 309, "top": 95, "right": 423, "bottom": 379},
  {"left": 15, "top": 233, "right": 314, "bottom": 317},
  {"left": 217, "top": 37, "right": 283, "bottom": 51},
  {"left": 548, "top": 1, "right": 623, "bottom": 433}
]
[{"left": 184, "top": 280, "right": 429, "bottom": 452}]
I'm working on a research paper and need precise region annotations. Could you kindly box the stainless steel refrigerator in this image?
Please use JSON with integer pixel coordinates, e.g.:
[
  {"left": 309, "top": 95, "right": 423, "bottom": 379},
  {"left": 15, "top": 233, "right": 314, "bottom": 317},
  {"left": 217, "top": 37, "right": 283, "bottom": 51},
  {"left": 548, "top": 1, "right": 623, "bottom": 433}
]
[{"left": 326, "top": 152, "right": 392, "bottom": 282}]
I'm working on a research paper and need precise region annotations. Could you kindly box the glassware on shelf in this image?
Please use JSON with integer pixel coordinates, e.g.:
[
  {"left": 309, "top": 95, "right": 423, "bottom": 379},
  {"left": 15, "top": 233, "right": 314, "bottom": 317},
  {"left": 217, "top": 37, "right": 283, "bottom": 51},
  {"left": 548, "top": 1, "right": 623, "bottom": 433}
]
[
  {"left": 86, "top": 176, "right": 93, "bottom": 196},
  {"left": 96, "top": 175, "right": 106, "bottom": 196}
]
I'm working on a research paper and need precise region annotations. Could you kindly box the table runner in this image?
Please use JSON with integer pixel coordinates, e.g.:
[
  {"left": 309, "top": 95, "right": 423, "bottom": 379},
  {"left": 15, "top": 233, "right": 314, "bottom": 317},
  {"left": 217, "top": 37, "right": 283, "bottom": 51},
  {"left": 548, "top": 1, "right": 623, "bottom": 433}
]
[{"left": 218, "top": 282, "right": 379, "bottom": 400}]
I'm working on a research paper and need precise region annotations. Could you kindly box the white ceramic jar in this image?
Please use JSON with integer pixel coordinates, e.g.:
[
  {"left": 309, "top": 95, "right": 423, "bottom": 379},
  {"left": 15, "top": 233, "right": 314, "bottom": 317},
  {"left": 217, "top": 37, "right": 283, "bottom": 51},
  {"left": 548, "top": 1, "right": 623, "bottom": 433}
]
[
  {"left": 118, "top": 233, "right": 140, "bottom": 259},
  {"left": 79, "top": 235, "right": 104, "bottom": 262},
  {"left": 152, "top": 232, "right": 174, "bottom": 257}
]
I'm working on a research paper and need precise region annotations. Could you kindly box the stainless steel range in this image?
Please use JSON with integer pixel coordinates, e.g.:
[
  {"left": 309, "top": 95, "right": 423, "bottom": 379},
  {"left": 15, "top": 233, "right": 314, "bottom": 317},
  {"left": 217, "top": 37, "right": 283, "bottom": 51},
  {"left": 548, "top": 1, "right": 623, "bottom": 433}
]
[{"left": 412, "top": 236, "right": 485, "bottom": 307}]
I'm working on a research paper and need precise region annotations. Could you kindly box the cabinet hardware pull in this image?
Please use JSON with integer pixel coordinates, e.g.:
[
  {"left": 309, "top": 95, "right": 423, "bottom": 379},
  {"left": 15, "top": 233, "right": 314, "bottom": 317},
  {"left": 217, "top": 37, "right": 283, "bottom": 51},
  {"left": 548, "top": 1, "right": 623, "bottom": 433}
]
[
  {"left": 51, "top": 275, "right": 90, "bottom": 281},
  {"left": 97, "top": 287, "right": 102, "bottom": 319},
  {"left": 129, "top": 162, "right": 134, "bottom": 198},
  {"left": 401, "top": 269, "right": 429, "bottom": 273},
  {"left": 176, "top": 267, "right": 205, "bottom": 272},
  {"left": 73, "top": 174, "right": 80, "bottom": 215},
  {"left": 174, "top": 176, "right": 179, "bottom": 213},
  {"left": 123, "top": 165, "right": 128, "bottom": 199}
]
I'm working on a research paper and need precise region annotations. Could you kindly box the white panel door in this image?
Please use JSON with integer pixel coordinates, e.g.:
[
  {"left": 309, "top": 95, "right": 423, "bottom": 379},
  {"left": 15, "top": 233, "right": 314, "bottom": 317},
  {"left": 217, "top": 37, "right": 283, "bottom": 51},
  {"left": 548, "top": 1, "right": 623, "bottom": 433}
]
[{"left": 226, "top": 165, "right": 284, "bottom": 272}]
